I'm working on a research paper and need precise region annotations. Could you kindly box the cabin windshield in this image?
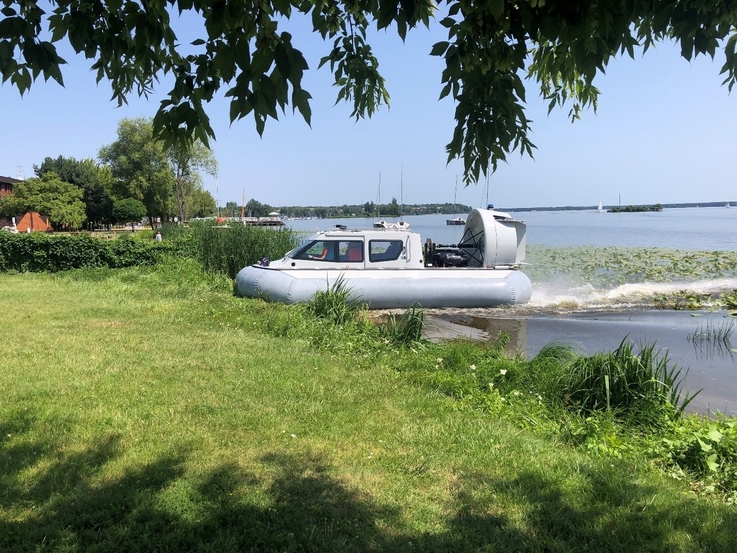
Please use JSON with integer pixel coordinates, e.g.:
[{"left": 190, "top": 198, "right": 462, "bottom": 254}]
[{"left": 294, "top": 240, "right": 335, "bottom": 261}]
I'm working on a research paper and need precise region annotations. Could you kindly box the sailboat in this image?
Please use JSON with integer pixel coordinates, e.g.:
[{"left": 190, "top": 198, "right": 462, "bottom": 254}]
[
  {"left": 394, "top": 166, "right": 409, "bottom": 229},
  {"left": 597, "top": 201, "right": 604, "bottom": 213},
  {"left": 447, "top": 176, "right": 466, "bottom": 225},
  {"left": 373, "top": 171, "right": 390, "bottom": 228}
]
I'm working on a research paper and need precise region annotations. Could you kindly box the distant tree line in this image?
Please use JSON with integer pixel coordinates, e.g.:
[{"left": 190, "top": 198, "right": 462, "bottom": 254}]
[{"left": 221, "top": 200, "right": 474, "bottom": 219}]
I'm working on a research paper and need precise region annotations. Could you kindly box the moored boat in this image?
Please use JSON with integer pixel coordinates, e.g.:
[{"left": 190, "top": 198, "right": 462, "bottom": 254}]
[{"left": 235, "top": 208, "right": 532, "bottom": 309}]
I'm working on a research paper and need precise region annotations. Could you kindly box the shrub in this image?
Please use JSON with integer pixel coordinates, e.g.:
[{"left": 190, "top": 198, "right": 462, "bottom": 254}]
[{"left": 0, "top": 232, "right": 165, "bottom": 272}]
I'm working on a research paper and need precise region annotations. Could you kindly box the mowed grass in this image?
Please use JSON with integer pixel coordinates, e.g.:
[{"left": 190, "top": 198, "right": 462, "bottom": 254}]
[{"left": 1, "top": 261, "right": 736, "bottom": 552}]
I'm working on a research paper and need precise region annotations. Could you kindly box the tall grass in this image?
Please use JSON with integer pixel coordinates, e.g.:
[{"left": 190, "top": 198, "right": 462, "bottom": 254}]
[
  {"left": 558, "top": 338, "right": 700, "bottom": 422},
  {"left": 379, "top": 304, "right": 425, "bottom": 346},
  {"left": 189, "top": 221, "right": 299, "bottom": 278},
  {"left": 307, "top": 276, "right": 361, "bottom": 325}
]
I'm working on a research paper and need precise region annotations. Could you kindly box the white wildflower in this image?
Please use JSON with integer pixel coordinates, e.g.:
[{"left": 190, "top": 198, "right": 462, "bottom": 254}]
[
  {"left": 470, "top": 364, "right": 476, "bottom": 371},
  {"left": 499, "top": 369, "right": 507, "bottom": 376}
]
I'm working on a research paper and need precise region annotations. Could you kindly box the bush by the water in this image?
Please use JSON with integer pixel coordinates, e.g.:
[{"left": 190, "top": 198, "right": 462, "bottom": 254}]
[{"left": 0, "top": 232, "right": 166, "bottom": 272}]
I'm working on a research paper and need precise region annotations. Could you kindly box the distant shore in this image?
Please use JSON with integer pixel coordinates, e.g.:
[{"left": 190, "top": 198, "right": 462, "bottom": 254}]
[{"left": 503, "top": 201, "right": 732, "bottom": 212}]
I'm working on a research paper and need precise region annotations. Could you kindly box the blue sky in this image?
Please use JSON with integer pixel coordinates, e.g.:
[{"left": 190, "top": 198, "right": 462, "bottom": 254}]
[{"left": 1, "top": 14, "right": 735, "bottom": 209}]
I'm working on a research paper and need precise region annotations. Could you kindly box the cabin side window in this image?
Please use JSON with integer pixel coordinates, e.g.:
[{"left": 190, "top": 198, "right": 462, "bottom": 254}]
[
  {"left": 369, "top": 240, "right": 404, "bottom": 263},
  {"left": 294, "top": 240, "right": 336, "bottom": 261},
  {"left": 338, "top": 241, "right": 364, "bottom": 262}
]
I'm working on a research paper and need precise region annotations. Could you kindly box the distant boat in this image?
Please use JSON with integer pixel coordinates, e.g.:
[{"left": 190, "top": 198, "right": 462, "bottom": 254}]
[
  {"left": 727, "top": 202, "right": 731, "bottom": 208},
  {"left": 446, "top": 176, "right": 467, "bottom": 225},
  {"left": 596, "top": 201, "right": 604, "bottom": 213}
]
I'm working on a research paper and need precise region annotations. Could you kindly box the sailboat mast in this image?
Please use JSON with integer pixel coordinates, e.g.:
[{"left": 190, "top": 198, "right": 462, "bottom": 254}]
[
  {"left": 376, "top": 171, "right": 381, "bottom": 219},
  {"left": 400, "top": 166, "right": 404, "bottom": 220},
  {"left": 454, "top": 175, "right": 458, "bottom": 217}
]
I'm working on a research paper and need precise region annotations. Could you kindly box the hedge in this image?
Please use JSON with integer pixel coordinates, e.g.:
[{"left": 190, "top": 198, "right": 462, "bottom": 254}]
[{"left": 0, "top": 232, "right": 168, "bottom": 272}]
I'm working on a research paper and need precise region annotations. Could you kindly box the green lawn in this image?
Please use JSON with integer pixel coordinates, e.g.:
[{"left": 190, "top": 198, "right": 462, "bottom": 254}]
[{"left": 1, "top": 261, "right": 735, "bottom": 552}]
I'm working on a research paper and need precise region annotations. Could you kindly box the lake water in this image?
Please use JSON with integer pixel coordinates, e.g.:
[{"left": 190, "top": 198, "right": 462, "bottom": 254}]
[
  {"left": 286, "top": 207, "right": 737, "bottom": 414},
  {"left": 288, "top": 206, "right": 737, "bottom": 251}
]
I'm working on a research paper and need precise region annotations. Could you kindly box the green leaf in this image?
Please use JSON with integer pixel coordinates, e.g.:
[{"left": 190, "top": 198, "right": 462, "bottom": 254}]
[
  {"left": 274, "top": 41, "right": 291, "bottom": 77},
  {"left": 489, "top": 0, "right": 504, "bottom": 20},
  {"left": 706, "top": 453, "right": 719, "bottom": 472},
  {"left": 430, "top": 41, "right": 449, "bottom": 57},
  {"left": 292, "top": 87, "right": 312, "bottom": 125},
  {"left": 707, "top": 428, "right": 723, "bottom": 442}
]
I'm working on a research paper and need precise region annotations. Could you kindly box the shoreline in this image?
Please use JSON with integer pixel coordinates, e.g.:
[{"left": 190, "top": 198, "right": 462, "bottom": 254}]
[{"left": 424, "top": 309, "right": 737, "bottom": 416}]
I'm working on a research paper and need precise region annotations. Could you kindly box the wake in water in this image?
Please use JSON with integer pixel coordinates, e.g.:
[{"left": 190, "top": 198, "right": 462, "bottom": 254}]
[{"left": 527, "top": 278, "right": 737, "bottom": 312}]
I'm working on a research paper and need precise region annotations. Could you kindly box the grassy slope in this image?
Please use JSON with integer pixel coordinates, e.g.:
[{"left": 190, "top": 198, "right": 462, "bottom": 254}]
[{"left": 1, "top": 261, "right": 735, "bottom": 552}]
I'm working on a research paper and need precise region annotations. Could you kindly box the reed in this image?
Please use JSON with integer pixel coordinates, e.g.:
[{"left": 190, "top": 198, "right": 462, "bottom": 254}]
[
  {"left": 559, "top": 338, "right": 700, "bottom": 423},
  {"left": 688, "top": 320, "right": 735, "bottom": 348},
  {"left": 189, "top": 221, "right": 298, "bottom": 278}
]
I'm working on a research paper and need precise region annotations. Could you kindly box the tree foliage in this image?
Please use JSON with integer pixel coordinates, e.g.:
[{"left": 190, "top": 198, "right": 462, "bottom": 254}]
[
  {"left": 168, "top": 140, "right": 218, "bottom": 223},
  {"left": 112, "top": 198, "right": 147, "bottom": 228},
  {"left": 34, "top": 156, "right": 113, "bottom": 229},
  {"left": 0, "top": 172, "right": 85, "bottom": 230},
  {"left": 188, "top": 187, "right": 217, "bottom": 219},
  {"left": 245, "top": 198, "right": 273, "bottom": 218},
  {"left": 3, "top": 0, "right": 736, "bottom": 183},
  {"left": 99, "top": 117, "right": 175, "bottom": 224}
]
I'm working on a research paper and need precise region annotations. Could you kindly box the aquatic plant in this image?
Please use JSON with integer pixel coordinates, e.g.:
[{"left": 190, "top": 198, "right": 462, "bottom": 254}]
[
  {"left": 653, "top": 291, "right": 713, "bottom": 310},
  {"left": 720, "top": 290, "right": 737, "bottom": 315},
  {"left": 559, "top": 339, "right": 700, "bottom": 423},
  {"left": 524, "top": 245, "right": 737, "bottom": 289},
  {"left": 688, "top": 320, "right": 735, "bottom": 347}
]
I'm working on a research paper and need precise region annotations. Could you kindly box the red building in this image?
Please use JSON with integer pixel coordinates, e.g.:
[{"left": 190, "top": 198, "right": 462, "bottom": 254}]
[{"left": 0, "top": 175, "right": 21, "bottom": 196}]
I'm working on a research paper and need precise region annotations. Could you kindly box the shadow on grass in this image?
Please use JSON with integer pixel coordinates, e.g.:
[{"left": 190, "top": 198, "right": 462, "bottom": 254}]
[{"left": 1, "top": 411, "right": 736, "bottom": 552}]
